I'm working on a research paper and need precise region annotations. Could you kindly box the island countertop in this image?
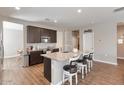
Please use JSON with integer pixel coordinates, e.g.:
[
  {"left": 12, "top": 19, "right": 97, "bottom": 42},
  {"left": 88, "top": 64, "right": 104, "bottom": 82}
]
[
  {"left": 41, "top": 51, "right": 89, "bottom": 62},
  {"left": 41, "top": 51, "right": 91, "bottom": 85}
]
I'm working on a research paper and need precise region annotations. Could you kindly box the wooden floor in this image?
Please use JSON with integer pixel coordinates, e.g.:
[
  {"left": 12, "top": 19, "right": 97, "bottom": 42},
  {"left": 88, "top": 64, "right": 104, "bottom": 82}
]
[
  {"left": 2, "top": 58, "right": 50, "bottom": 85},
  {"left": 1, "top": 58, "right": 124, "bottom": 85},
  {"left": 78, "top": 59, "right": 124, "bottom": 85}
]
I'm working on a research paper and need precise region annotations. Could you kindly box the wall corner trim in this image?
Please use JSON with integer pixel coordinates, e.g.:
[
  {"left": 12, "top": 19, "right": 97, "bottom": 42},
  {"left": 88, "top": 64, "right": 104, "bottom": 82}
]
[{"left": 94, "top": 59, "right": 118, "bottom": 65}]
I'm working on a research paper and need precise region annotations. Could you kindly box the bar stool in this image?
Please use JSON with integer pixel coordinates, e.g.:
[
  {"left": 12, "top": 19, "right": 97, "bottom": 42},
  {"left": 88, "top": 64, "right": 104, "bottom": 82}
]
[
  {"left": 62, "top": 55, "right": 80, "bottom": 85},
  {"left": 76, "top": 54, "right": 88, "bottom": 79},
  {"left": 17, "top": 49, "right": 23, "bottom": 61},
  {"left": 87, "top": 53, "right": 93, "bottom": 72}
]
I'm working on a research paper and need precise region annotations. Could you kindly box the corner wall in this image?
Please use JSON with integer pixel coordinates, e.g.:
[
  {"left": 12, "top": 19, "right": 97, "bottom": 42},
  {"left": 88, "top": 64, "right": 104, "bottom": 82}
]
[{"left": 93, "top": 22, "right": 117, "bottom": 65}]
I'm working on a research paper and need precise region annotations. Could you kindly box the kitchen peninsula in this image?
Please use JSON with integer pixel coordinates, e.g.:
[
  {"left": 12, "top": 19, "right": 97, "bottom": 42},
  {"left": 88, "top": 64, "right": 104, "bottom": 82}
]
[{"left": 42, "top": 51, "right": 88, "bottom": 85}]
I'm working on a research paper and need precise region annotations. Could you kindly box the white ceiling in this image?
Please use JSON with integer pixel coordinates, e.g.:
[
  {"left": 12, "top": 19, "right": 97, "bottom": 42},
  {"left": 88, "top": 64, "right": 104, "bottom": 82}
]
[{"left": 0, "top": 7, "right": 124, "bottom": 28}]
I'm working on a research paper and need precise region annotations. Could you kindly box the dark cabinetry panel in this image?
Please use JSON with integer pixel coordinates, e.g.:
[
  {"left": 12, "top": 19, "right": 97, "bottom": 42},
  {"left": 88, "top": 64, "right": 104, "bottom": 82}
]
[
  {"left": 49, "top": 30, "right": 57, "bottom": 43},
  {"left": 51, "top": 48, "right": 59, "bottom": 53},
  {"left": 29, "top": 51, "right": 43, "bottom": 66},
  {"left": 27, "top": 26, "right": 41, "bottom": 43},
  {"left": 27, "top": 25, "right": 57, "bottom": 43},
  {"left": 43, "top": 57, "right": 51, "bottom": 82},
  {"left": 40, "top": 28, "right": 50, "bottom": 37},
  {"left": 40, "top": 28, "right": 56, "bottom": 43}
]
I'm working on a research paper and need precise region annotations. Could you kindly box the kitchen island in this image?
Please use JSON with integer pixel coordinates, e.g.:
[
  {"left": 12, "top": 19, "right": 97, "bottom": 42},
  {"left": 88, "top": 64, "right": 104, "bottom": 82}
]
[{"left": 41, "top": 51, "right": 89, "bottom": 85}]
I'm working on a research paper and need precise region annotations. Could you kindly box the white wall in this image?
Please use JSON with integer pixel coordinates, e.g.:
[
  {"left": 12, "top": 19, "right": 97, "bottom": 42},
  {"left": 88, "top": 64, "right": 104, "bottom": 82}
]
[
  {"left": 63, "top": 30, "right": 73, "bottom": 52},
  {"left": 72, "top": 31, "right": 79, "bottom": 49},
  {"left": 93, "top": 22, "right": 117, "bottom": 65},
  {"left": 78, "top": 22, "right": 117, "bottom": 65},
  {"left": 56, "top": 30, "right": 64, "bottom": 48},
  {"left": 72, "top": 34, "right": 78, "bottom": 48},
  {"left": 3, "top": 21, "right": 23, "bottom": 58}
]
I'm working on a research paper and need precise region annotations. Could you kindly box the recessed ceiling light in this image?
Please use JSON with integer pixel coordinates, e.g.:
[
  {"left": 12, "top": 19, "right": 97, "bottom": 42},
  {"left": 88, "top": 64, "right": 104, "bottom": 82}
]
[
  {"left": 15, "top": 7, "right": 21, "bottom": 10},
  {"left": 54, "top": 20, "right": 57, "bottom": 23},
  {"left": 77, "top": 9, "right": 82, "bottom": 13}
]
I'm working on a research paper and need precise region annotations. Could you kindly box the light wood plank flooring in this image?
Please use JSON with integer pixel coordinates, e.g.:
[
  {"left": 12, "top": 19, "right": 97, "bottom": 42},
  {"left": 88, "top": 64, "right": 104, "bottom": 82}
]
[
  {"left": 2, "top": 58, "right": 49, "bottom": 85},
  {"left": 1, "top": 58, "right": 124, "bottom": 85}
]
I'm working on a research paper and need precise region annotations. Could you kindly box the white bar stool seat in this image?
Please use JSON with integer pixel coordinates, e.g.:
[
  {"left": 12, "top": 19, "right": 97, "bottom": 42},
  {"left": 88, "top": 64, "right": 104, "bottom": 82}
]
[
  {"left": 76, "top": 54, "right": 89, "bottom": 79},
  {"left": 62, "top": 55, "right": 80, "bottom": 85}
]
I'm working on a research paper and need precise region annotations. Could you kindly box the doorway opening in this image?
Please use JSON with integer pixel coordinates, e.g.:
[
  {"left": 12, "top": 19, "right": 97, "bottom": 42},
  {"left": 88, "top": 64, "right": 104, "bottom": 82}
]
[
  {"left": 83, "top": 29, "right": 94, "bottom": 53},
  {"left": 117, "top": 22, "right": 124, "bottom": 65},
  {"left": 3, "top": 21, "right": 24, "bottom": 69},
  {"left": 72, "top": 30, "right": 80, "bottom": 50}
]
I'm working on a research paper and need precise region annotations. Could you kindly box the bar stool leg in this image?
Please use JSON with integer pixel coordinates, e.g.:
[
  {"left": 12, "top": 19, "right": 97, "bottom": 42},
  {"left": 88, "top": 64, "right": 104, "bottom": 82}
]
[
  {"left": 62, "top": 73, "right": 65, "bottom": 84},
  {"left": 81, "top": 66, "right": 84, "bottom": 79},
  {"left": 75, "top": 73, "right": 78, "bottom": 85},
  {"left": 91, "top": 60, "right": 93, "bottom": 69},
  {"left": 85, "top": 66, "right": 88, "bottom": 75},
  {"left": 69, "top": 76, "right": 72, "bottom": 85},
  {"left": 88, "top": 61, "right": 91, "bottom": 72}
]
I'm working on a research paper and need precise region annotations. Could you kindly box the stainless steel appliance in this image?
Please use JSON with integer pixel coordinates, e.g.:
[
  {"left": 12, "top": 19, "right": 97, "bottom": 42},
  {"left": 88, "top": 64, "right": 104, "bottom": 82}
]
[{"left": 41, "top": 36, "right": 51, "bottom": 43}]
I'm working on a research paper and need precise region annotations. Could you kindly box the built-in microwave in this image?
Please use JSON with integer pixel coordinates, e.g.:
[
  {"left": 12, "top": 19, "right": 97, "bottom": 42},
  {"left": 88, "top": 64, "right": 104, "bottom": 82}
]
[{"left": 41, "top": 36, "right": 51, "bottom": 43}]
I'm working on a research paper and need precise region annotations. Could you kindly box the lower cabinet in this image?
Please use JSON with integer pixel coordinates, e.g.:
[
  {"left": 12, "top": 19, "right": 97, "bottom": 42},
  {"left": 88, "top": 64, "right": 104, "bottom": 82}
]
[
  {"left": 29, "top": 51, "right": 43, "bottom": 66},
  {"left": 28, "top": 48, "right": 59, "bottom": 66},
  {"left": 51, "top": 48, "right": 59, "bottom": 53},
  {"left": 43, "top": 57, "right": 51, "bottom": 82}
]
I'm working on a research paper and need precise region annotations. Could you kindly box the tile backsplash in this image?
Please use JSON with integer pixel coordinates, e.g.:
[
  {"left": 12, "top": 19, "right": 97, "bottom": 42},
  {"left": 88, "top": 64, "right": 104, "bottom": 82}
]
[{"left": 26, "top": 43, "right": 56, "bottom": 51}]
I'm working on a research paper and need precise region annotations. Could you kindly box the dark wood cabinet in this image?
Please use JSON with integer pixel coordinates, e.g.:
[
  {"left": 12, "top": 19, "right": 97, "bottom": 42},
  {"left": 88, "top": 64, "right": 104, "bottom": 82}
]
[
  {"left": 29, "top": 51, "right": 43, "bottom": 66},
  {"left": 40, "top": 28, "right": 50, "bottom": 37},
  {"left": 43, "top": 57, "right": 51, "bottom": 82},
  {"left": 40, "top": 28, "right": 56, "bottom": 43},
  {"left": 27, "top": 25, "right": 57, "bottom": 43},
  {"left": 28, "top": 48, "right": 59, "bottom": 66},
  {"left": 27, "top": 26, "right": 41, "bottom": 43},
  {"left": 49, "top": 30, "right": 57, "bottom": 43},
  {"left": 51, "top": 48, "right": 59, "bottom": 53}
]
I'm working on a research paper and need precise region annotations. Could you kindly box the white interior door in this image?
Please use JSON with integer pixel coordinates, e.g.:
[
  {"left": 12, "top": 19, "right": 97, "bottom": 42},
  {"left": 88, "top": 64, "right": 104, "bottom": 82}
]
[{"left": 83, "top": 31, "right": 94, "bottom": 52}]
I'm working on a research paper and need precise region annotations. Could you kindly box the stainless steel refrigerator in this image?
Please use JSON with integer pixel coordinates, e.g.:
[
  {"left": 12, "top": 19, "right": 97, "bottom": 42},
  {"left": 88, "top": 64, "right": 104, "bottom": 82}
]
[{"left": 0, "top": 28, "right": 4, "bottom": 84}]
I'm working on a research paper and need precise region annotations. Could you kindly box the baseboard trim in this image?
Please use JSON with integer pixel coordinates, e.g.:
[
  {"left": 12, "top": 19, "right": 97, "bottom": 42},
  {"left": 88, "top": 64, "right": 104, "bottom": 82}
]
[
  {"left": 117, "top": 57, "right": 124, "bottom": 60},
  {"left": 94, "top": 59, "right": 117, "bottom": 65},
  {"left": 4, "top": 55, "right": 18, "bottom": 59}
]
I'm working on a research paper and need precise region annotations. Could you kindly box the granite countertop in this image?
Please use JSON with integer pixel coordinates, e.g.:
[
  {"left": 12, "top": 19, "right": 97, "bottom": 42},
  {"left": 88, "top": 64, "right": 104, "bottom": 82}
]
[{"left": 41, "top": 51, "right": 86, "bottom": 62}]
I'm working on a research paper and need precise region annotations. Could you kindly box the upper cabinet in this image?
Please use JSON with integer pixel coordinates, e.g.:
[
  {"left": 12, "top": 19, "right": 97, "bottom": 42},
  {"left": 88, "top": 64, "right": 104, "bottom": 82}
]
[
  {"left": 49, "top": 29, "right": 57, "bottom": 43},
  {"left": 27, "top": 26, "right": 57, "bottom": 43},
  {"left": 27, "top": 26, "right": 41, "bottom": 43}
]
